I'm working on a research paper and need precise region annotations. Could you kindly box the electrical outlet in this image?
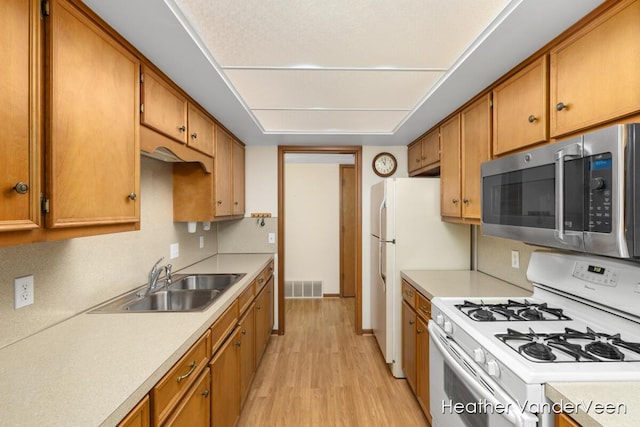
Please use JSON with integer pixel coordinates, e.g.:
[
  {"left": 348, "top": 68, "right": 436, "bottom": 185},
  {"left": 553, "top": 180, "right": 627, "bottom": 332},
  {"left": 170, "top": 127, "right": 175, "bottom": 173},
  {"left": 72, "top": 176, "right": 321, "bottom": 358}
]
[
  {"left": 511, "top": 250, "right": 520, "bottom": 269},
  {"left": 14, "top": 275, "right": 34, "bottom": 309},
  {"left": 268, "top": 232, "right": 276, "bottom": 244},
  {"left": 199, "top": 236, "right": 204, "bottom": 249},
  {"left": 170, "top": 243, "right": 179, "bottom": 259}
]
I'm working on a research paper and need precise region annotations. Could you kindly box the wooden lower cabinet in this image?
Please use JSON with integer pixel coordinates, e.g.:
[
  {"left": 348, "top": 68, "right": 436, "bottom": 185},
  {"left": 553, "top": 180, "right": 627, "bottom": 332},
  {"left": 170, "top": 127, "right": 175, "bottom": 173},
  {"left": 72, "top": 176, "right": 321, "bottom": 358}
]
[
  {"left": 118, "top": 396, "right": 150, "bottom": 427},
  {"left": 555, "top": 412, "right": 582, "bottom": 427},
  {"left": 255, "top": 276, "right": 274, "bottom": 365},
  {"left": 401, "top": 280, "right": 432, "bottom": 423},
  {"left": 402, "top": 301, "right": 417, "bottom": 393},
  {"left": 239, "top": 304, "right": 256, "bottom": 407},
  {"left": 163, "top": 369, "right": 211, "bottom": 427},
  {"left": 211, "top": 328, "right": 241, "bottom": 427}
]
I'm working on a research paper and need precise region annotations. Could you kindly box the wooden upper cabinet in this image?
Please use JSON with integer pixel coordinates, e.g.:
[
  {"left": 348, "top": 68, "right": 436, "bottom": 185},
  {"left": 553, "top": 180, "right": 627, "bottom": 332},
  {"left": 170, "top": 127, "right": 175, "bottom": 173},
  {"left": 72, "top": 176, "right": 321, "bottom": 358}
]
[
  {"left": 408, "top": 129, "right": 440, "bottom": 175},
  {"left": 140, "top": 66, "right": 188, "bottom": 144},
  {"left": 46, "top": 0, "right": 140, "bottom": 228},
  {"left": 461, "top": 94, "right": 491, "bottom": 221},
  {"left": 440, "top": 115, "right": 462, "bottom": 218},
  {"left": 0, "top": 0, "right": 40, "bottom": 232},
  {"left": 232, "top": 139, "right": 245, "bottom": 216},
  {"left": 187, "top": 104, "right": 214, "bottom": 157},
  {"left": 214, "top": 127, "right": 233, "bottom": 217},
  {"left": 493, "top": 55, "right": 549, "bottom": 156},
  {"left": 550, "top": 0, "right": 640, "bottom": 137}
]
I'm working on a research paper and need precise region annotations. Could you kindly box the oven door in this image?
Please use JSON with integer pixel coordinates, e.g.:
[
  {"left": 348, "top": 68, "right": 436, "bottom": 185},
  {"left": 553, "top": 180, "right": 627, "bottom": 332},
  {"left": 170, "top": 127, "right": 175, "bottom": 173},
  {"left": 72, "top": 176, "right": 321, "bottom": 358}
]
[{"left": 429, "top": 322, "right": 538, "bottom": 427}]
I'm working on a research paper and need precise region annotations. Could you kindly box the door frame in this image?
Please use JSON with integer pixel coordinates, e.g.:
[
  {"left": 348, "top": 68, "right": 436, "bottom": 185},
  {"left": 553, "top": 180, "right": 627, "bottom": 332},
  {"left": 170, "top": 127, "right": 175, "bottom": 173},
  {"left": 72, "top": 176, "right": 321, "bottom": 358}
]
[
  {"left": 277, "top": 146, "right": 363, "bottom": 335},
  {"left": 339, "top": 164, "right": 356, "bottom": 298}
]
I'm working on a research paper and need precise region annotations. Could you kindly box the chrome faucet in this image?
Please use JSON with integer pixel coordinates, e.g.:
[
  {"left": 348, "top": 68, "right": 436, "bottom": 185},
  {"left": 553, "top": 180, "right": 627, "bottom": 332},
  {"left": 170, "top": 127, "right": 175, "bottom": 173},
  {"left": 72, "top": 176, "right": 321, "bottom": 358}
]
[{"left": 147, "top": 257, "right": 172, "bottom": 293}]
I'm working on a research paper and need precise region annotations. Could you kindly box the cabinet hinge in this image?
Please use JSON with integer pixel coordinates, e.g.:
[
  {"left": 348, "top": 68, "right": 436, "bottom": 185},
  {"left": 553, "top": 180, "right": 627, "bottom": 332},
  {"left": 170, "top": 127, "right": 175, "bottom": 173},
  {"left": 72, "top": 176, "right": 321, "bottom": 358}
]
[
  {"left": 41, "top": 197, "right": 50, "bottom": 214},
  {"left": 140, "top": 104, "right": 144, "bottom": 113},
  {"left": 489, "top": 99, "right": 494, "bottom": 108},
  {"left": 41, "top": 0, "right": 50, "bottom": 17},
  {"left": 140, "top": 72, "right": 144, "bottom": 83}
]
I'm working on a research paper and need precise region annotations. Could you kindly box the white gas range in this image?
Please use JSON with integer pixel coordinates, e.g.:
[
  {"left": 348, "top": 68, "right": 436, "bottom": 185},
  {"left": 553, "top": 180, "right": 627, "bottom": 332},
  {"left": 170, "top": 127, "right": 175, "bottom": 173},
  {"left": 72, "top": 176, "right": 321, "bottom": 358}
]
[{"left": 429, "top": 251, "right": 640, "bottom": 427}]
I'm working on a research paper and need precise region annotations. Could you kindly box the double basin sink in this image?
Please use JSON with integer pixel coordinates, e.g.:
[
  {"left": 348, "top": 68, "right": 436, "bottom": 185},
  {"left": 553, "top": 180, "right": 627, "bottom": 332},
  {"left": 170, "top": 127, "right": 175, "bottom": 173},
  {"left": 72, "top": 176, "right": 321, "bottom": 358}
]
[{"left": 91, "top": 273, "right": 246, "bottom": 313}]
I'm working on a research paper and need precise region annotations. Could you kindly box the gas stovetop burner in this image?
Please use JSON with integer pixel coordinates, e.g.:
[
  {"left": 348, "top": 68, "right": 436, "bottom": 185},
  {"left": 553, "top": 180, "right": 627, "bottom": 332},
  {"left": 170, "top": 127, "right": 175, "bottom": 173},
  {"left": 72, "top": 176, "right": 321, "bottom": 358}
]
[
  {"left": 496, "top": 327, "right": 640, "bottom": 363},
  {"left": 455, "top": 299, "right": 571, "bottom": 322}
]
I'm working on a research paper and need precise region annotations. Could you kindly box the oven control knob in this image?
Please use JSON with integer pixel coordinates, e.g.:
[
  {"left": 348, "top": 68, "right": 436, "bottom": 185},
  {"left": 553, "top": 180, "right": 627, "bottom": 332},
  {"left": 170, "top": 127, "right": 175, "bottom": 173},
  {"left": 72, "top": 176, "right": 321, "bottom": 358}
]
[
  {"left": 487, "top": 360, "right": 500, "bottom": 377},
  {"left": 473, "top": 348, "right": 485, "bottom": 363},
  {"left": 436, "top": 314, "right": 444, "bottom": 326},
  {"left": 444, "top": 321, "right": 453, "bottom": 334}
]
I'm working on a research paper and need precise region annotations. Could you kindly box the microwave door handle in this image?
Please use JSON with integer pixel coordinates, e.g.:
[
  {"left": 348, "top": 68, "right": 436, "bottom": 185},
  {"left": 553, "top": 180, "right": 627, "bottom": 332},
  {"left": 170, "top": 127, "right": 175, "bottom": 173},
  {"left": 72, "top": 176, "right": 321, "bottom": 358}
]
[{"left": 554, "top": 143, "right": 582, "bottom": 243}]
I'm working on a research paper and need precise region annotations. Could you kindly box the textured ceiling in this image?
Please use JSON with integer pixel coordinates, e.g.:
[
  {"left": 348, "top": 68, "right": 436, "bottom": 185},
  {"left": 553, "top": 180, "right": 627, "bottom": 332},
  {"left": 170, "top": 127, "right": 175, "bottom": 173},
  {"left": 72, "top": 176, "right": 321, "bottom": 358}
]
[
  {"left": 81, "top": 0, "right": 605, "bottom": 145},
  {"left": 171, "top": 0, "right": 508, "bottom": 134}
]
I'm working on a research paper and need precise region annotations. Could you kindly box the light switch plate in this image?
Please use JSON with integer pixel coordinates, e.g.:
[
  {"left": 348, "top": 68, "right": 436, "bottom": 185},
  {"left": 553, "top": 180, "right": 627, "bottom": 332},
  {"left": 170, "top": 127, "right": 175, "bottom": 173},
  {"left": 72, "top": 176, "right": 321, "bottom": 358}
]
[
  {"left": 199, "top": 236, "right": 204, "bottom": 249},
  {"left": 170, "top": 243, "right": 179, "bottom": 259},
  {"left": 511, "top": 250, "right": 520, "bottom": 269},
  {"left": 268, "top": 232, "right": 276, "bottom": 244}
]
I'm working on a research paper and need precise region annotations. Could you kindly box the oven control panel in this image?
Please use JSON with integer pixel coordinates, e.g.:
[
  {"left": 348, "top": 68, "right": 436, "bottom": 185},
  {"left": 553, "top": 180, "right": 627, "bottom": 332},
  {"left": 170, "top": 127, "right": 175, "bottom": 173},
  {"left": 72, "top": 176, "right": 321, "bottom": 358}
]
[{"left": 572, "top": 261, "right": 618, "bottom": 287}]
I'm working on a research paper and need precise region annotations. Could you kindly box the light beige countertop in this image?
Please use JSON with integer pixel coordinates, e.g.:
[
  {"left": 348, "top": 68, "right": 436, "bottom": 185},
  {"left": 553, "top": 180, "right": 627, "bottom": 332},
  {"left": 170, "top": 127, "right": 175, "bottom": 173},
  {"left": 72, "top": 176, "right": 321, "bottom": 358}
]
[
  {"left": 546, "top": 382, "right": 640, "bottom": 427},
  {"left": 0, "top": 253, "right": 273, "bottom": 427},
  {"left": 401, "top": 269, "right": 532, "bottom": 300}
]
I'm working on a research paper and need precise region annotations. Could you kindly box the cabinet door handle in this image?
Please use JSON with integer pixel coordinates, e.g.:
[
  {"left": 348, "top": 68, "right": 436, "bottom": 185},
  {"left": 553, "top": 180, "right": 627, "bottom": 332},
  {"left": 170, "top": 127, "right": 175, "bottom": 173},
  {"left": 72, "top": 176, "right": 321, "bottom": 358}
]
[
  {"left": 235, "top": 341, "right": 241, "bottom": 347},
  {"left": 463, "top": 198, "right": 469, "bottom": 204},
  {"left": 177, "top": 361, "right": 196, "bottom": 383},
  {"left": 528, "top": 115, "right": 537, "bottom": 123},
  {"left": 191, "top": 132, "right": 198, "bottom": 139},
  {"left": 178, "top": 125, "right": 186, "bottom": 132},
  {"left": 409, "top": 320, "right": 415, "bottom": 325},
  {"left": 201, "top": 389, "right": 210, "bottom": 398},
  {"left": 217, "top": 200, "right": 223, "bottom": 205},
  {"left": 128, "top": 192, "right": 137, "bottom": 201},
  {"left": 452, "top": 198, "right": 459, "bottom": 204},
  {"left": 415, "top": 158, "right": 420, "bottom": 163},
  {"left": 417, "top": 329, "right": 423, "bottom": 334},
  {"left": 556, "top": 102, "right": 567, "bottom": 111},
  {"left": 258, "top": 278, "right": 265, "bottom": 284},
  {"left": 13, "top": 182, "right": 29, "bottom": 194}
]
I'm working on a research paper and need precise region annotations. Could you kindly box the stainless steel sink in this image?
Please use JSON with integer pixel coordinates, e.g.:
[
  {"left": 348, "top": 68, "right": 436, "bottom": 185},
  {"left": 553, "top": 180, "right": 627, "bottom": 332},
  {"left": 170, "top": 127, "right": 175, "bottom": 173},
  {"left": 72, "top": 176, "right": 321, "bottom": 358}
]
[
  {"left": 89, "top": 273, "right": 245, "bottom": 313},
  {"left": 168, "top": 273, "right": 245, "bottom": 291}
]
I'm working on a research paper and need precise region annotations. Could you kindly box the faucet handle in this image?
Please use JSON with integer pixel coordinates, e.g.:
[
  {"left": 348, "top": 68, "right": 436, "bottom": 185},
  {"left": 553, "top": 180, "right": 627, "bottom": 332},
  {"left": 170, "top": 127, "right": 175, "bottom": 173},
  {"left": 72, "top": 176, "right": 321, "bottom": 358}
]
[{"left": 165, "top": 264, "right": 173, "bottom": 286}]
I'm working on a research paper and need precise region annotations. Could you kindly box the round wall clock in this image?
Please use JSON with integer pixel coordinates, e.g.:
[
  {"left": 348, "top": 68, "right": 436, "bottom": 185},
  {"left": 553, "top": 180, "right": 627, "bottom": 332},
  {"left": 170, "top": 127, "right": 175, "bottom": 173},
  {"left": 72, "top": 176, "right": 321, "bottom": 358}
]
[{"left": 372, "top": 152, "right": 397, "bottom": 177}]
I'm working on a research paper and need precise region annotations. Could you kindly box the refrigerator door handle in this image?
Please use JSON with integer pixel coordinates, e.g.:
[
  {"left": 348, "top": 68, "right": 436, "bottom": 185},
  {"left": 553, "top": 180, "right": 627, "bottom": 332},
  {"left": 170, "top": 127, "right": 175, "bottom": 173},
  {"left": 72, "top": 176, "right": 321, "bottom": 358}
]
[{"left": 378, "top": 242, "right": 386, "bottom": 293}]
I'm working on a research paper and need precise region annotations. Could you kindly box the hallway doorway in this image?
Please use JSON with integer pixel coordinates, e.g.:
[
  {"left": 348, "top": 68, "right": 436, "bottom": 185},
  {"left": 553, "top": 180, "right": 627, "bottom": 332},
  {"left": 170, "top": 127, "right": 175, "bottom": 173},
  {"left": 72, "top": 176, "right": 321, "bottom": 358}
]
[{"left": 278, "top": 146, "right": 363, "bottom": 335}]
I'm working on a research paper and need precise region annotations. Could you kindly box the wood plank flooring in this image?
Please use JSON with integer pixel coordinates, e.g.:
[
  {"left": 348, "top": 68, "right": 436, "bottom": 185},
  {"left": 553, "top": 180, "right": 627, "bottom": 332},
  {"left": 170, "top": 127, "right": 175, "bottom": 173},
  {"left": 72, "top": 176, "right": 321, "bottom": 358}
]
[{"left": 238, "top": 298, "right": 429, "bottom": 426}]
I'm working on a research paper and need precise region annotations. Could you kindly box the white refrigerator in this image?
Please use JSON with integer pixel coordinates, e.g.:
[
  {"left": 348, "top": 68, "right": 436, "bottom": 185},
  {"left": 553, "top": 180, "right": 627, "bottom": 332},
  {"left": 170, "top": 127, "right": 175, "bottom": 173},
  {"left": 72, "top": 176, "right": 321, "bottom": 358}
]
[{"left": 370, "top": 177, "right": 470, "bottom": 377}]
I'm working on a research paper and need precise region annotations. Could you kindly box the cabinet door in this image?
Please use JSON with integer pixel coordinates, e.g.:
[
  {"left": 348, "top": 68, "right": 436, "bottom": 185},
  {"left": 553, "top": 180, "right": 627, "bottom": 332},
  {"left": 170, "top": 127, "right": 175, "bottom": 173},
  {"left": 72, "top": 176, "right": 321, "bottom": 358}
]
[
  {"left": 214, "top": 127, "right": 233, "bottom": 217},
  {"left": 187, "top": 104, "right": 214, "bottom": 156},
  {"left": 416, "top": 316, "right": 431, "bottom": 424},
  {"left": 239, "top": 305, "right": 255, "bottom": 408},
  {"left": 555, "top": 412, "right": 581, "bottom": 427},
  {"left": 493, "top": 56, "right": 548, "bottom": 156},
  {"left": 211, "top": 328, "right": 241, "bottom": 427},
  {"left": 550, "top": 0, "right": 640, "bottom": 137},
  {"left": 255, "top": 277, "right": 273, "bottom": 364},
  {"left": 402, "top": 301, "right": 417, "bottom": 393},
  {"left": 47, "top": 0, "right": 139, "bottom": 227},
  {"left": 117, "top": 395, "right": 149, "bottom": 427},
  {"left": 422, "top": 128, "right": 440, "bottom": 168},
  {"left": 461, "top": 94, "right": 491, "bottom": 220},
  {"left": 440, "top": 115, "right": 462, "bottom": 218},
  {"left": 232, "top": 139, "right": 245, "bottom": 215},
  {"left": 141, "top": 66, "right": 188, "bottom": 144},
  {"left": 0, "top": 0, "right": 40, "bottom": 232},
  {"left": 163, "top": 369, "right": 211, "bottom": 427},
  {"left": 407, "top": 142, "right": 422, "bottom": 173}
]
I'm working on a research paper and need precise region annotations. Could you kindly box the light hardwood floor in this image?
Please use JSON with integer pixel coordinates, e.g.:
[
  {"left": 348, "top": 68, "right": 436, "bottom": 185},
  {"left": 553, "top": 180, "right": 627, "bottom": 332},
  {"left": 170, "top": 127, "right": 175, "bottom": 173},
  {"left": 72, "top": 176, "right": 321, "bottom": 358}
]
[{"left": 238, "top": 298, "right": 429, "bottom": 426}]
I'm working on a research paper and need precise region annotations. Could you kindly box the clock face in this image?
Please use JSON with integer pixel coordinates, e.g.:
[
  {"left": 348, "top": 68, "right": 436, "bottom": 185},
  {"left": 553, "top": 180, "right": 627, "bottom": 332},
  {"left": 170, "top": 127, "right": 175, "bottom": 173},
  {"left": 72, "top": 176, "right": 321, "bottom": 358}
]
[{"left": 373, "top": 152, "right": 397, "bottom": 177}]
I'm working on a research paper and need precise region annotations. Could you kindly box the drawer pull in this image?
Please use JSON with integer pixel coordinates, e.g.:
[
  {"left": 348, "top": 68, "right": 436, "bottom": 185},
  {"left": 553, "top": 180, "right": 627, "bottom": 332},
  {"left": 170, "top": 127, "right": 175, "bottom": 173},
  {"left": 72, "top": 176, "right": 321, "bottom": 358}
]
[
  {"left": 176, "top": 361, "right": 196, "bottom": 383},
  {"left": 258, "top": 278, "right": 265, "bottom": 284}
]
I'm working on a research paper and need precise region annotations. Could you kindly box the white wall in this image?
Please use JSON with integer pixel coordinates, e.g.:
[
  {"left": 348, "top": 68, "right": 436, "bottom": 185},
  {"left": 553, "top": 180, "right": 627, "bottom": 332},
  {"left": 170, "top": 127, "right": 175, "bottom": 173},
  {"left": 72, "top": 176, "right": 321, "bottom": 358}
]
[
  {"left": 0, "top": 157, "right": 218, "bottom": 348},
  {"left": 245, "top": 146, "right": 278, "bottom": 217},
  {"left": 284, "top": 163, "right": 340, "bottom": 294}
]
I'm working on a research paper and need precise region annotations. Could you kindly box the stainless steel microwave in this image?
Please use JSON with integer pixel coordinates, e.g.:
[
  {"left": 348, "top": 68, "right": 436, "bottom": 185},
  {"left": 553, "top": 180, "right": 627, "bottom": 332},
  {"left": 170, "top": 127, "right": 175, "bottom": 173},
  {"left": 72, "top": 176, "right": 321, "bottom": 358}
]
[{"left": 481, "top": 123, "right": 640, "bottom": 259}]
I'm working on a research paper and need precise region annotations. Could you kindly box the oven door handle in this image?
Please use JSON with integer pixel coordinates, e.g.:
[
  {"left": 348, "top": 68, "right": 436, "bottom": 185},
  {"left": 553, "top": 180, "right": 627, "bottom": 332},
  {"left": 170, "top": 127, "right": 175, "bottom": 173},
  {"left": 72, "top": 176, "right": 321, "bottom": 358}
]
[{"left": 429, "top": 323, "right": 538, "bottom": 427}]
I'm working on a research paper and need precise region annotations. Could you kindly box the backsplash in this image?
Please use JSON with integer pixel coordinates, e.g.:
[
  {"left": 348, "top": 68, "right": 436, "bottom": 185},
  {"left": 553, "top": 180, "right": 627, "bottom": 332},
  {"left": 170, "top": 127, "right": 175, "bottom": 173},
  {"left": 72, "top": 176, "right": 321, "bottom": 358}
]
[
  {"left": 217, "top": 217, "right": 278, "bottom": 254},
  {"left": 0, "top": 158, "right": 218, "bottom": 349},
  {"left": 476, "top": 229, "right": 537, "bottom": 291}
]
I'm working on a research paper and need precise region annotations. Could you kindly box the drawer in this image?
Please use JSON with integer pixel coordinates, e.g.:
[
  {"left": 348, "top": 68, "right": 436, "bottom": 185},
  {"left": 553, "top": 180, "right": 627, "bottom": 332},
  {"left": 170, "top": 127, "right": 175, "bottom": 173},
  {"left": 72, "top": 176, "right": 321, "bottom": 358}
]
[
  {"left": 152, "top": 330, "right": 210, "bottom": 425},
  {"left": 416, "top": 293, "right": 432, "bottom": 321},
  {"left": 256, "top": 262, "right": 273, "bottom": 293},
  {"left": 402, "top": 280, "right": 416, "bottom": 309},
  {"left": 238, "top": 281, "right": 255, "bottom": 316},
  {"left": 210, "top": 300, "right": 238, "bottom": 355}
]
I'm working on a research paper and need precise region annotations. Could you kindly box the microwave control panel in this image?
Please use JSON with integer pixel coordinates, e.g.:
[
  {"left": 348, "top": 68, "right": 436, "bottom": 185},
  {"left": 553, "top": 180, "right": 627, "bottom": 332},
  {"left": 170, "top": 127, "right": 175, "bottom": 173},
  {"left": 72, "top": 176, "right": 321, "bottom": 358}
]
[{"left": 587, "top": 153, "right": 612, "bottom": 233}]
